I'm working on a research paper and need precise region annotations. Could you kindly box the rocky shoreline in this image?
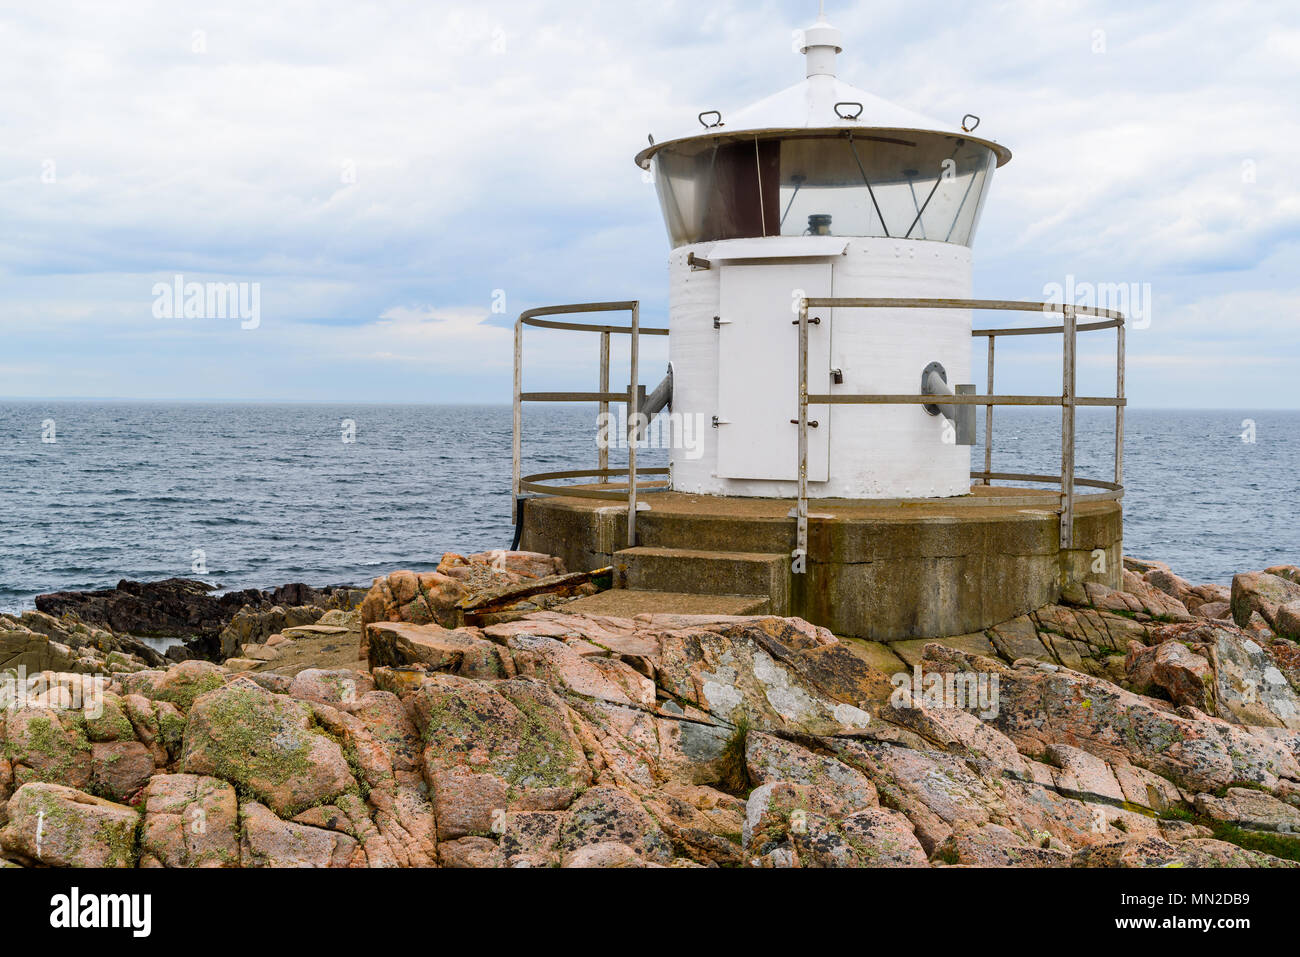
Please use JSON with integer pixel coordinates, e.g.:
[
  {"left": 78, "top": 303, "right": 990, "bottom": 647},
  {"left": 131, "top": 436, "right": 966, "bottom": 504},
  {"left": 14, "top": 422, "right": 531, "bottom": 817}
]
[{"left": 4, "top": 551, "right": 1300, "bottom": 868}]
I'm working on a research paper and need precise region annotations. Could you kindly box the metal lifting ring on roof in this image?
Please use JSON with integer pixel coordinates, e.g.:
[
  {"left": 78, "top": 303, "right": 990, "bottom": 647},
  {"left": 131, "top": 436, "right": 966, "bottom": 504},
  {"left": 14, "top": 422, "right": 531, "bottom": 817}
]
[
  {"left": 961, "top": 114, "right": 980, "bottom": 133},
  {"left": 834, "top": 101, "right": 864, "bottom": 121},
  {"left": 697, "top": 110, "right": 724, "bottom": 129}
]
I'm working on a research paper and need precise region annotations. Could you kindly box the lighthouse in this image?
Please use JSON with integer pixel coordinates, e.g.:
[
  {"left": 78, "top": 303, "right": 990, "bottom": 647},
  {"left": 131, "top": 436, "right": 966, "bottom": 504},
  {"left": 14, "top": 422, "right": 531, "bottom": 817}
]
[
  {"left": 634, "top": 13, "right": 1010, "bottom": 498},
  {"left": 514, "top": 11, "right": 1125, "bottom": 642}
]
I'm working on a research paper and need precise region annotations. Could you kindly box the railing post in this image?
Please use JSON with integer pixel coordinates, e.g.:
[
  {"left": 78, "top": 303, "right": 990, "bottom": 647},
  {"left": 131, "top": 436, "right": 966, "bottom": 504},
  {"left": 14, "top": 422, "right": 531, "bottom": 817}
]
[
  {"left": 627, "top": 302, "right": 640, "bottom": 548},
  {"left": 984, "top": 334, "right": 995, "bottom": 485},
  {"left": 1060, "top": 305, "right": 1077, "bottom": 550},
  {"left": 1115, "top": 318, "right": 1125, "bottom": 488},
  {"left": 795, "top": 299, "right": 809, "bottom": 574},
  {"left": 512, "top": 317, "right": 523, "bottom": 525},
  {"left": 598, "top": 330, "right": 610, "bottom": 476}
]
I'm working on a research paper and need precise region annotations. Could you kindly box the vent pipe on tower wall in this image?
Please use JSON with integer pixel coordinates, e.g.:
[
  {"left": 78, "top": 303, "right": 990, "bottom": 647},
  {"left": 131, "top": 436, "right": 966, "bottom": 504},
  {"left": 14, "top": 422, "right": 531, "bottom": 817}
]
[
  {"left": 631, "top": 366, "right": 674, "bottom": 442},
  {"left": 921, "top": 362, "right": 977, "bottom": 446}
]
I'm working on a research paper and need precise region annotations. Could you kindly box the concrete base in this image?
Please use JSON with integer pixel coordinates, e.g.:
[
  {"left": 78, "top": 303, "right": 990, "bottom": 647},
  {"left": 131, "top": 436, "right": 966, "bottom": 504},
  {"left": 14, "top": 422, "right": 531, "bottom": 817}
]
[
  {"left": 519, "top": 486, "right": 1122, "bottom": 642},
  {"left": 562, "top": 590, "right": 771, "bottom": 617}
]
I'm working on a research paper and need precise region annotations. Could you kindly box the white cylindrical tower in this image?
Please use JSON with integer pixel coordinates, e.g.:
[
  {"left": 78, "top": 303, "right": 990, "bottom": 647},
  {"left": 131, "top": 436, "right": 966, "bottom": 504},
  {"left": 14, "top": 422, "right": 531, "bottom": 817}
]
[{"left": 636, "top": 14, "right": 1011, "bottom": 499}]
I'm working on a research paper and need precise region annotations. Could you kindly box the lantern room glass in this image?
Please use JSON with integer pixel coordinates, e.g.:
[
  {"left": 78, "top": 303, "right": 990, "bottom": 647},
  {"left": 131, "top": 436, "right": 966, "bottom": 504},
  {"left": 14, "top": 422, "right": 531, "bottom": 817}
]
[{"left": 652, "top": 132, "right": 995, "bottom": 248}]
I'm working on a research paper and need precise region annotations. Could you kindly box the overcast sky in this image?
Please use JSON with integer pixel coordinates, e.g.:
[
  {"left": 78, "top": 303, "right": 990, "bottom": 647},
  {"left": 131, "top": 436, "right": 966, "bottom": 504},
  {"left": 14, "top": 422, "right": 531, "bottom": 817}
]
[{"left": 2, "top": 0, "right": 1296, "bottom": 407}]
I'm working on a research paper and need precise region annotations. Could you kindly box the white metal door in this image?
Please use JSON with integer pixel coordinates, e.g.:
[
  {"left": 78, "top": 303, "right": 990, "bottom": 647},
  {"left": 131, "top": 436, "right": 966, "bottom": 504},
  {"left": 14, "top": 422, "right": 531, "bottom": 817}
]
[{"left": 717, "top": 262, "right": 831, "bottom": 481}]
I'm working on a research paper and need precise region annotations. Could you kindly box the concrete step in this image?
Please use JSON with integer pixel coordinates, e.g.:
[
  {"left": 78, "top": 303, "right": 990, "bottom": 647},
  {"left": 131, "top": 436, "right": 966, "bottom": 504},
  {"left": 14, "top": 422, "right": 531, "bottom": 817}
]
[
  {"left": 614, "top": 546, "right": 791, "bottom": 615},
  {"left": 634, "top": 511, "right": 795, "bottom": 554},
  {"left": 562, "top": 589, "right": 771, "bottom": 617}
]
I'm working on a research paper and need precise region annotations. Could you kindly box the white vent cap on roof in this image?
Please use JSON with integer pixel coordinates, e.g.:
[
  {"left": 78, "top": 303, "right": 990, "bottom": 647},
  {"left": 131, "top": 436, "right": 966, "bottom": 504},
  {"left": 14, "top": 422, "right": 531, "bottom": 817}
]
[{"left": 800, "top": 14, "right": 842, "bottom": 78}]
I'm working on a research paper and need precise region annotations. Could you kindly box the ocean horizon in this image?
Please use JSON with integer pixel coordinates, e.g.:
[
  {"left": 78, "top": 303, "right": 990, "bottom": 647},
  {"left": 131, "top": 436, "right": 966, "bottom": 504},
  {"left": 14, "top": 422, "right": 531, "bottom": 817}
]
[{"left": 2, "top": 400, "right": 1297, "bottom": 613}]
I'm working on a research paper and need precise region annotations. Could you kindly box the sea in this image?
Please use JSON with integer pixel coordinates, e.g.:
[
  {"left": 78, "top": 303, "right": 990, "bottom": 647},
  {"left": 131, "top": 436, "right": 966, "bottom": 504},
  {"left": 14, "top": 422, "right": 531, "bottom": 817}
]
[{"left": 0, "top": 402, "right": 1295, "bottom": 613}]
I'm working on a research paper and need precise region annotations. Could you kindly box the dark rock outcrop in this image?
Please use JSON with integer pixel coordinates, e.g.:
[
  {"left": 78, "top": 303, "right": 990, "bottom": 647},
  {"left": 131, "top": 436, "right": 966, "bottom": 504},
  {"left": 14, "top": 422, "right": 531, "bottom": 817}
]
[
  {"left": 36, "top": 579, "right": 268, "bottom": 639},
  {"left": 34, "top": 578, "right": 368, "bottom": 660}
]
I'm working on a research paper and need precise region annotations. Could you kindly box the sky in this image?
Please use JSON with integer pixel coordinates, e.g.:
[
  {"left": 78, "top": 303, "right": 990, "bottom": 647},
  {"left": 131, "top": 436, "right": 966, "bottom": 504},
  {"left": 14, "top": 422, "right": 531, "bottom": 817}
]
[{"left": 1, "top": 0, "right": 1297, "bottom": 407}]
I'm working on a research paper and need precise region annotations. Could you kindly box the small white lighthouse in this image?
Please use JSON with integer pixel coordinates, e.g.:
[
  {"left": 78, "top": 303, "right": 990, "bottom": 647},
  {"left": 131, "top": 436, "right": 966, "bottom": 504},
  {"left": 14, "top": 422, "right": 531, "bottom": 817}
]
[
  {"left": 635, "top": 13, "right": 1011, "bottom": 499},
  {"left": 516, "top": 8, "right": 1124, "bottom": 638}
]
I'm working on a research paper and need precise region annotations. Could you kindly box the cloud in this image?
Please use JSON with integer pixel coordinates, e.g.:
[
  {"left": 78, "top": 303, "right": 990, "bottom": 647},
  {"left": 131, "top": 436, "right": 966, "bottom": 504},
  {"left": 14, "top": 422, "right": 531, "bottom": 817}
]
[
  {"left": 0, "top": 0, "right": 1295, "bottom": 405},
  {"left": 348, "top": 306, "right": 511, "bottom": 365}
]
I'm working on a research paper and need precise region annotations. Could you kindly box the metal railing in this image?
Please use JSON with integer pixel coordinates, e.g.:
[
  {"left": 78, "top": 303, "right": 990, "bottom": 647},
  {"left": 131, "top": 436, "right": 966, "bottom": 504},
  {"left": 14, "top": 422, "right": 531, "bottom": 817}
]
[
  {"left": 513, "top": 301, "right": 669, "bottom": 547},
  {"left": 793, "top": 297, "right": 1126, "bottom": 569}
]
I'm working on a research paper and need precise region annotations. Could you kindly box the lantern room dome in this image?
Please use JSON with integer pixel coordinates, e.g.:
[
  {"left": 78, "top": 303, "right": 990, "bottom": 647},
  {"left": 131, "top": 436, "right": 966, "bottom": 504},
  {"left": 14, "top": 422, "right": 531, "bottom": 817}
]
[
  {"left": 633, "top": 74, "right": 1012, "bottom": 171},
  {"left": 636, "top": 14, "right": 1011, "bottom": 249},
  {"left": 635, "top": 14, "right": 1011, "bottom": 170}
]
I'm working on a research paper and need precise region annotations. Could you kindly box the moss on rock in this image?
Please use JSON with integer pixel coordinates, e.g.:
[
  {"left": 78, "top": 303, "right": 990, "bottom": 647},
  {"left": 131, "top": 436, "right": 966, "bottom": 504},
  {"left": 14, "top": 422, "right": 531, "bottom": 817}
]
[{"left": 181, "top": 683, "right": 354, "bottom": 817}]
